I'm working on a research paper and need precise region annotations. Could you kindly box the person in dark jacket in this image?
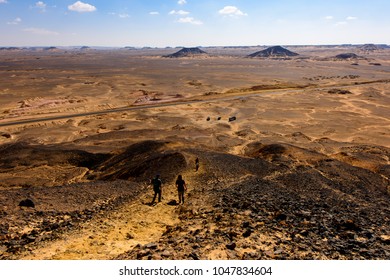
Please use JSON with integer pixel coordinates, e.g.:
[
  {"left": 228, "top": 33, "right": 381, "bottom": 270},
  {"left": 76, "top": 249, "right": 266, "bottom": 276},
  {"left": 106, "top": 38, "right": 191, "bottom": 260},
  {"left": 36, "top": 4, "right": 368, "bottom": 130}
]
[
  {"left": 150, "top": 174, "right": 162, "bottom": 204},
  {"left": 195, "top": 157, "right": 199, "bottom": 172},
  {"left": 175, "top": 175, "right": 187, "bottom": 204}
]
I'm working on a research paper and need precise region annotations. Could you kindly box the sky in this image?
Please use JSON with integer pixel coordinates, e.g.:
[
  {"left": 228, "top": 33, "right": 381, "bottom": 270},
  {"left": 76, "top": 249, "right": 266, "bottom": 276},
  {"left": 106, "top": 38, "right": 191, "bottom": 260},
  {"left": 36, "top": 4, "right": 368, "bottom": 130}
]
[{"left": 0, "top": 0, "right": 389, "bottom": 47}]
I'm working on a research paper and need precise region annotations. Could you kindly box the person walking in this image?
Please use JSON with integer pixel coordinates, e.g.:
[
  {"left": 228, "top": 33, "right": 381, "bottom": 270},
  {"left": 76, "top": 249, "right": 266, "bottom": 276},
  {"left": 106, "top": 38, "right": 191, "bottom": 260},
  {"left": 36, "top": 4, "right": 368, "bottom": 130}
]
[
  {"left": 195, "top": 157, "right": 199, "bottom": 172},
  {"left": 150, "top": 174, "right": 162, "bottom": 204},
  {"left": 175, "top": 175, "right": 187, "bottom": 204}
]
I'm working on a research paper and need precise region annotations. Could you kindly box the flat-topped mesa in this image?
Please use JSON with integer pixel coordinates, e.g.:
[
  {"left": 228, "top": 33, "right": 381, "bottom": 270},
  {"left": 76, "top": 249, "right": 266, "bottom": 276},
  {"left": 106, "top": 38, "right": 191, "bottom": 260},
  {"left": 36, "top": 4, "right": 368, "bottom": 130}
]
[
  {"left": 247, "top": 46, "right": 299, "bottom": 58},
  {"left": 163, "top": 47, "right": 208, "bottom": 58}
]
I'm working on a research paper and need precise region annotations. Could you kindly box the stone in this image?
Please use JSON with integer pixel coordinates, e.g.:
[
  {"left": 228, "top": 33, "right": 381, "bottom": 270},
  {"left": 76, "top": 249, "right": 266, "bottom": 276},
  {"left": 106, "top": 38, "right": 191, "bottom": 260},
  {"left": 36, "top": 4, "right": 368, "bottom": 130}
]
[
  {"left": 18, "top": 199, "right": 35, "bottom": 208},
  {"left": 167, "top": 200, "right": 178, "bottom": 206},
  {"left": 145, "top": 243, "right": 158, "bottom": 250},
  {"left": 189, "top": 252, "right": 200, "bottom": 260},
  {"left": 226, "top": 242, "right": 236, "bottom": 250},
  {"left": 243, "top": 229, "right": 252, "bottom": 238}
]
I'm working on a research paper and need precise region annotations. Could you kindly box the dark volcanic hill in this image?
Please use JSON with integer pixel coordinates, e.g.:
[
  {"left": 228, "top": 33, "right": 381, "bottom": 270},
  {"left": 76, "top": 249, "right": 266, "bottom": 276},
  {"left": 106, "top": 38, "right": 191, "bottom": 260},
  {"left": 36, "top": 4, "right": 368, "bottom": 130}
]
[
  {"left": 333, "top": 53, "right": 361, "bottom": 60},
  {"left": 247, "top": 46, "right": 299, "bottom": 58},
  {"left": 359, "top": 44, "right": 381, "bottom": 51},
  {"left": 358, "top": 44, "right": 389, "bottom": 51},
  {"left": 163, "top": 47, "right": 208, "bottom": 58}
]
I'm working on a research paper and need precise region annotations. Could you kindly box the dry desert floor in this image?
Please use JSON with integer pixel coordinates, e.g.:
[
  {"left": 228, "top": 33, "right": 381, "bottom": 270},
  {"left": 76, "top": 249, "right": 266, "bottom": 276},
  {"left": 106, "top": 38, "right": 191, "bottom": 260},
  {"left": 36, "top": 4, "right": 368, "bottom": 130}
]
[{"left": 0, "top": 46, "right": 389, "bottom": 260}]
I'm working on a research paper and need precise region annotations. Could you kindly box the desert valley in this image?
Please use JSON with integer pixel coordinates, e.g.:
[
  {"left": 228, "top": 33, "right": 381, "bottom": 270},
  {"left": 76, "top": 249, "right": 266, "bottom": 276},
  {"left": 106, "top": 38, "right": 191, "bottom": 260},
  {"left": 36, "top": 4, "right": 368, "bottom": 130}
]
[{"left": 0, "top": 44, "right": 389, "bottom": 260}]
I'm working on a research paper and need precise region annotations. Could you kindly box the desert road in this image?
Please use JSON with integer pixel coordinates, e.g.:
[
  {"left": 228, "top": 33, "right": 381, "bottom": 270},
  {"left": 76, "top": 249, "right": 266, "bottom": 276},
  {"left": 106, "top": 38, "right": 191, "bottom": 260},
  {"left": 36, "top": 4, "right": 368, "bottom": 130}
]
[{"left": 0, "top": 81, "right": 378, "bottom": 128}]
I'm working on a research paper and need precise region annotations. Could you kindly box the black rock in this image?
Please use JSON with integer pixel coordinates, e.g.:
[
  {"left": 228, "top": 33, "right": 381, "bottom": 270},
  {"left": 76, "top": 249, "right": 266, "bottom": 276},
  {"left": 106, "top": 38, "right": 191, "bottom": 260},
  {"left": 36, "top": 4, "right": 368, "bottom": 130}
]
[
  {"left": 167, "top": 200, "right": 178, "bottom": 206},
  {"left": 226, "top": 242, "right": 236, "bottom": 250},
  {"left": 189, "top": 252, "right": 200, "bottom": 260},
  {"left": 274, "top": 213, "right": 287, "bottom": 221},
  {"left": 243, "top": 229, "right": 252, "bottom": 238},
  {"left": 145, "top": 243, "right": 158, "bottom": 250},
  {"left": 242, "top": 221, "right": 251, "bottom": 228},
  {"left": 18, "top": 199, "right": 35, "bottom": 208}
]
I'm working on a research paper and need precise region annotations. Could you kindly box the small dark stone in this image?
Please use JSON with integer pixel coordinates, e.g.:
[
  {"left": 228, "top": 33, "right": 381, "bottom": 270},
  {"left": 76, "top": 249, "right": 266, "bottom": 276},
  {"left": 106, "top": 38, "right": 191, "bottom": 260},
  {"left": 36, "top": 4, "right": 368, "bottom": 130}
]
[
  {"left": 167, "top": 200, "right": 178, "bottom": 206},
  {"left": 243, "top": 229, "right": 252, "bottom": 238},
  {"left": 242, "top": 221, "right": 251, "bottom": 228},
  {"left": 145, "top": 243, "right": 158, "bottom": 250},
  {"left": 274, "top": 212, "right": 287, "bottom": 221},
  {"left": 226, "top": 242, "right": 236, "bottom": 250},
  {"left": 189, "top": 252, "right": 200, "bottom": 260},
  {"left": 18, "top": 199, "right": 35, "bottom": 208}
]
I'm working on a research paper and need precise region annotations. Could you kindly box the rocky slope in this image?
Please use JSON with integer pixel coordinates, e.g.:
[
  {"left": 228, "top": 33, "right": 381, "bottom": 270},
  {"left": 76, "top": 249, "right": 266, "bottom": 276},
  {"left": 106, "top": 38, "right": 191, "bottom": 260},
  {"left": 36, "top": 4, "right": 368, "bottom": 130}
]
[{"left": 1, "top": 140, "right": 389, "bottom": 260}]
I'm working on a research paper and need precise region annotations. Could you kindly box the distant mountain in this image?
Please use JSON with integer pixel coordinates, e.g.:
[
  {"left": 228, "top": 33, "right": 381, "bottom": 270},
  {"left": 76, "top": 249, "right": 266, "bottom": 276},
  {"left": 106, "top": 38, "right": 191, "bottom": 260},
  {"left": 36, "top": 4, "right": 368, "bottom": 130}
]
[
  {"left": 359, "top": 44, "right": 387, "bottom": 51},
  {"left": 164, "top": 47, "right": 208, "bottom": 58},
  {"left": 44, "top": 47, "right": 58, "bottom": 51},
  {"left": 333, "top": 53, "right": 361, "bottom": 60},
  {"left": 0, "top": 47, "right": 21, "bottom": 51},
  {"left": 247, "top": 46, "right": 299, "bottom": 58}
]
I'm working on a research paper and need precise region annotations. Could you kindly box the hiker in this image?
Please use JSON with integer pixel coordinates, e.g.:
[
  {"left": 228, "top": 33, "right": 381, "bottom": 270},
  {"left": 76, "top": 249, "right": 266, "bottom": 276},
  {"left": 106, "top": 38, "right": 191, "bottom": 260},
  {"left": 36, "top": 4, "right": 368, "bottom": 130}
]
[
  {"left": 150, "top": 174, "right": 162, "bottom": 204},
  {"left": 176, "top": 175, "right": 187, "bottom": 204},
  {"left": 195, "top": 157, "right": 199, "bottom": 172}
]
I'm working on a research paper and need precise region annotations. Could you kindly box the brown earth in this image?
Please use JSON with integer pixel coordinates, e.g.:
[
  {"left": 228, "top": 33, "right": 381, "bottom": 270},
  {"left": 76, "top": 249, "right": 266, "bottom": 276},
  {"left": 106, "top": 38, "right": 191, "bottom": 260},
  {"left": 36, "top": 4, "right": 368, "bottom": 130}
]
[{"left": 0, "top": 46, "right": 389, "bottom": 260}]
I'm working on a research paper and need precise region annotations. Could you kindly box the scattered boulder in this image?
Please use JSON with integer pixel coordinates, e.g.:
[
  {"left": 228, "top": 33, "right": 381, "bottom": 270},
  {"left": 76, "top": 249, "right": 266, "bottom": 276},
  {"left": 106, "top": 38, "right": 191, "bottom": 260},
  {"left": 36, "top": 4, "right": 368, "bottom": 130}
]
[
  {"left": 18, "top": 199, "right": 35, "bottom": 208},
  {"left": 1, "top": 133, "right": 11, "bottom": 139},
  {"left": 226, "top": 242, "right": 236, "bottom": 250},
  {"left": 167, "top": 200, "right": 178, "bottom": 206},
  {"left": 228, "top": 116, "right": 236, "bottom": 122}
]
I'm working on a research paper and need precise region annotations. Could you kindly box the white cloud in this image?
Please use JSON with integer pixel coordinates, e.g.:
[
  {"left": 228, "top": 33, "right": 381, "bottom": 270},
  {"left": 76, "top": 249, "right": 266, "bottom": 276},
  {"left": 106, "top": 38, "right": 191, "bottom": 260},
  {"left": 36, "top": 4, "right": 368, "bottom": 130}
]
[
  {"left": 7, "top": 17, "right": 22, "bottom": 25},
  {"left": 149, "top": 11, "right": 159, "bottom": 15},
  {"left": 119, "top": 13, "right": 129, "bottom": 18},
  {"left": 36, "top": 1, "right": 46, "bottom": 9},
  {"left": 35, "top": 1, "right": 46, "bottom": 12},
  {"left": 346, "top": 16, "right": 357, "bottom": 20},
  {"left": 68, "top": 1, "right": 96, "bottom": 13},
  {"left": 178, "top": 0, "right": 187, "bottom": 5},
  {"left": 324, "top": 16, "right": 333, "bottom": 20},
  {"left": 0, "top": 0, "right": 8, "bottom": 3},
  {"left": 169, "top": 10, "right": 190, "bottom": 15},
  {"left": 177, "top": 17, "right": 203, "bottom": 25},
  {"left": 218, "top": 6, "right": 247, "bottom": 17},
  {"left": 23, "top": 27, "right": 59, "bottom": 36}
]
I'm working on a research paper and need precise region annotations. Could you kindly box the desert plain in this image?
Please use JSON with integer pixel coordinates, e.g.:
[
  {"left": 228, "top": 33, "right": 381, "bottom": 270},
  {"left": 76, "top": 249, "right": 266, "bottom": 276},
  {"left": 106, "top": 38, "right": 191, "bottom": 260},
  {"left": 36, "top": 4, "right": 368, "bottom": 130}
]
[{"left": 0, "top": 45, "right": 389, "bottom": 260}]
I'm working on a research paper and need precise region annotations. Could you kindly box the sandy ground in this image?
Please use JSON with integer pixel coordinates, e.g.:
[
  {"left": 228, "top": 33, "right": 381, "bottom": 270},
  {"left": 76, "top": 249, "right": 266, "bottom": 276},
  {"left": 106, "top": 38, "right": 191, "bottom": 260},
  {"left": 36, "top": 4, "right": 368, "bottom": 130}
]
[{"left": 0, "top": 46, "right": 389, "bottom": 260}]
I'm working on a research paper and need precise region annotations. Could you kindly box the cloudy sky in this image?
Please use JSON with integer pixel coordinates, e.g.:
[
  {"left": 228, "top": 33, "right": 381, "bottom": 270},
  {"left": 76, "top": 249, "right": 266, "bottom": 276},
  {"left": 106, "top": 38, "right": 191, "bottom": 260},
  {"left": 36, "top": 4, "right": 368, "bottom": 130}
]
[{"left": 1, "top": 0, "right": 389, "bottom": 47}]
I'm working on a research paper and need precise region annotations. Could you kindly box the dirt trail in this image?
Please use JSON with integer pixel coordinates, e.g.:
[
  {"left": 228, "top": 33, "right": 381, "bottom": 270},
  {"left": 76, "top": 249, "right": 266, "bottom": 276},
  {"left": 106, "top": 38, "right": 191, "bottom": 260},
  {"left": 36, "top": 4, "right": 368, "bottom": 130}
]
[{"left": 20, "top": 168, "right": 200, "bottom": 260}]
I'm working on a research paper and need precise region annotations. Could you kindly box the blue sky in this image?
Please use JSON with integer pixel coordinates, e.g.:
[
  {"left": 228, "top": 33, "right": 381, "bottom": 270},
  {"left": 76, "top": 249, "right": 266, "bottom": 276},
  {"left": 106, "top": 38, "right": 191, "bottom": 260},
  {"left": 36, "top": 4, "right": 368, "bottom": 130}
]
[{"left": 1, "top": 0, "right": 389, "bottom": 47}]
